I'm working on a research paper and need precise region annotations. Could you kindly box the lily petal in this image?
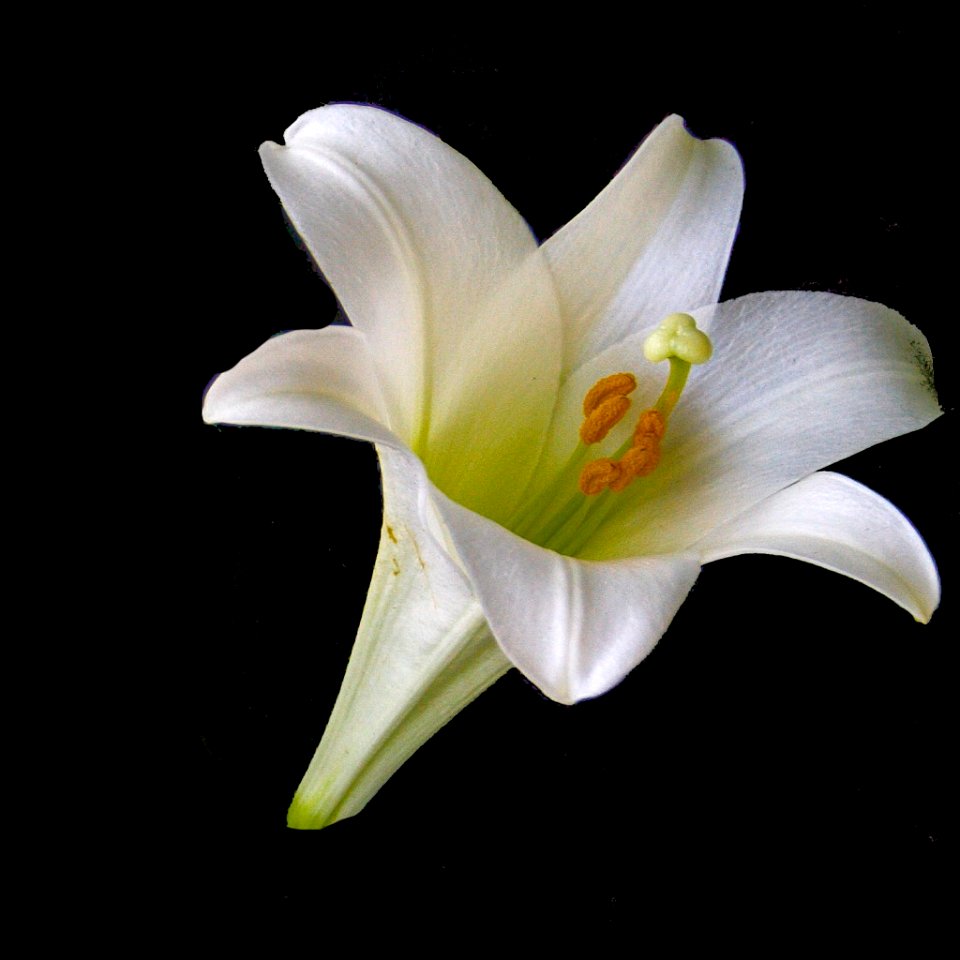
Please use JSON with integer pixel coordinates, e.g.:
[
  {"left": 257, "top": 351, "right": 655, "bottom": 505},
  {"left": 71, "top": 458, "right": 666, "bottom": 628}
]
[
  {"left": 202, "top": 325, "right": 401, "bottom": 449},
  {"left": 542, "top": 114, "right": 743, "bottom": 373},
  {"left": 584, "top": 291, "right": 941, "bottom": 559},
  {"left": 695, "top": 471, "right": 940, "bottom": 622},
  {"left": 434, "top": 491, "right": 700, "bottom": 704},
  {"left": 288, "top": 445, "right": 510, "bottom": 828},
  {"left": 259, "top": 105, "right": 563, "bottom": 524}
]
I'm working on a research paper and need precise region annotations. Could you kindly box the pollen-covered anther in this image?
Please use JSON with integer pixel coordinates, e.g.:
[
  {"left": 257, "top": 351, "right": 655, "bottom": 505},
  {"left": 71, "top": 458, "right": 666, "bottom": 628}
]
[
  {"left": 610, "top": 437, "right": 661, "bottom": 491},
  {"left": 582, "top": 372, "right": 637, "bottom": 416},
  {"left": 580, "top": 395, "right": 631, "bottom": 444},
  {"left": 602, "top": 409, "right": 668, "bottom": 492},
  {"left": 579, "top": 372, "right": 637, "bottom": 445},
  {"left": 579, "top": 457, "right": 622, "bottom": 495},
  {"left": 633, "top": 409, "right": 666, "bottom": 443}
]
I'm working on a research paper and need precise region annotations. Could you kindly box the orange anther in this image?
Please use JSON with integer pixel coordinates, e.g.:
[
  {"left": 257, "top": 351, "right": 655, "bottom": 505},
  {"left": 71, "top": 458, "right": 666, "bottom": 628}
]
[
  {"left": 579, "top": 458, "right": 621, "bottom": 495},
  {"left": 579, "top": 395, "right": 631, "bottom": 445},
  {"left": 619, "top": 437, "right": 662, "bottom": 481},
  {"left": 607, "top": 470, "right": 634, "bottom": 493},
  {"left": 577, "top": 386, "right": 670, "bottom": 496},
  {"left": 582, "top": 372, "right": 637, "bottom": 417},
  {"left": 633, "top": 409, "right": 666, "bottom": 442}
]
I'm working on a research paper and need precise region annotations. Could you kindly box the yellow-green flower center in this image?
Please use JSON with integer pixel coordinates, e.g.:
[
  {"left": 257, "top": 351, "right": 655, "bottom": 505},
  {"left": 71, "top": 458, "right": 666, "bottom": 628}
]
[{"left": 510, "top": 313, "right": 712, "bottom": 556}]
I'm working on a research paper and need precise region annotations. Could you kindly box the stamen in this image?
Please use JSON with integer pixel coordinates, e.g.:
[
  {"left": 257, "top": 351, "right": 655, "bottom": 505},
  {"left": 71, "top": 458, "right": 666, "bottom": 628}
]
[
  {"left": 633, "top": 409, "right": 666, "bottom": 443},
  {"left": 573, "top": 316, "right": 712, "bottom": 501},
  {"left": 579, "top": 372, "right": 637, "bottom": 445},
  {"left": 582, "top": 372, "right": 637, "bottom": 416},
  {"left": 580, "top": 395, "right": 631, "bottom": 445},
  {"left": 610, "top": 435, "right": 661, "bottom": 491},
  {"left": 579, "top": 458, "right": 621, "bottom": 495}
]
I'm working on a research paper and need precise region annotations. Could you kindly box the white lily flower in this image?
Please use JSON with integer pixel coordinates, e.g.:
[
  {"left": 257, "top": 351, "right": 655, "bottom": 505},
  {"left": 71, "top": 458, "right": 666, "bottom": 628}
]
[{"left": 203, "top": 105, "right": 940, "bottom": 830}]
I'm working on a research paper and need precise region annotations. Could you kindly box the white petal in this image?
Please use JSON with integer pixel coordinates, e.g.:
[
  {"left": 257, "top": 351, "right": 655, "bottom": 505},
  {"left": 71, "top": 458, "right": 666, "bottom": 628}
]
[
  {"left": 542, "top": 114, "right": 743, "bottom": 373},
  {"left": 260, "top": 105, "right": 562, "bottom": 524},
  {"left": 585, "top": 291, "right": 941, "bottom": 559},
  {"left": 695, "top": 471, "right": 940, "bottom": 622},
  {"left": 288, "top": 446, "right": 510, "bottom": 829},
  {"left": 202, "top": 325, "right": 401, "bottom": 449},
  {"left": 433, "top": 491, "right": 700, "bottom": 704}
]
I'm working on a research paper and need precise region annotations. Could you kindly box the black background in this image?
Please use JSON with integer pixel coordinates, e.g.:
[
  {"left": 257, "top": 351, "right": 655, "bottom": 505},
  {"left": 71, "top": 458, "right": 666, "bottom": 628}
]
[{"left": 182, "top": 11, "right": 954, "bottom": 935}]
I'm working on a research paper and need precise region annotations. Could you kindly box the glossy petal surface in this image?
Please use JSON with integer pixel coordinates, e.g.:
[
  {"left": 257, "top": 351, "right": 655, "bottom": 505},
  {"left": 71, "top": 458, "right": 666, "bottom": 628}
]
[
  {"left": 205, "top": 106, "right": 941, "bottom": 824},
  {"left": 259, "top": 106, "right": 563, "bottom": 524},
  {"left": 436, "top": 491, "right": 701, "bottom": 703},
  {"left": 582, "top": 291, "right": 940, "bottom": 559},
  {"left": 543, "top": 114, "right": 743, "bottom": 372},
  {"left": 696, "top": 471, "right": 939, "bottom": 622},
  {"left": 203, "top": 326, "right": 398, "bottom": 447}
]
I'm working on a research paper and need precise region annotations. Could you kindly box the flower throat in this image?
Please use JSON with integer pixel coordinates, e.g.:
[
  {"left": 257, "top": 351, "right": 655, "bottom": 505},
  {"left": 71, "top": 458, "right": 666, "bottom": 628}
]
[
  {"left": 511, "top": 313, "right": 712, "bottom": 556},
  {"left": 579, "top": 312, "right": 712, "bottom": 494}
]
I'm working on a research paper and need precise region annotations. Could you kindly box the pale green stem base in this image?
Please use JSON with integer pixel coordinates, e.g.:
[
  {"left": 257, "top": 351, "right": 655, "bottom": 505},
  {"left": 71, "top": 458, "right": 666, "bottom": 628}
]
[{"left": 288, "top": 449, "right": 511, "bottom": 830}]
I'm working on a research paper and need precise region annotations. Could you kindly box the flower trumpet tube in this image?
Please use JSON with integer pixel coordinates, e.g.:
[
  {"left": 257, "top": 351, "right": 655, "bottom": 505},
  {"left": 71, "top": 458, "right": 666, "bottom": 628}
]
[{"left": 203, "top": 106, "right": 940, "bottom": 829}]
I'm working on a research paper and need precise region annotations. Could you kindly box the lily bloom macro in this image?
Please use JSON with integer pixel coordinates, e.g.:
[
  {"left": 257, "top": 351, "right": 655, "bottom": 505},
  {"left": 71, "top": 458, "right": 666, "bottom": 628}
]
[{"left": 203, "top": 105, "right": 940, "bottom": 830}]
